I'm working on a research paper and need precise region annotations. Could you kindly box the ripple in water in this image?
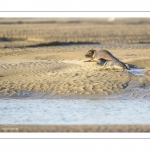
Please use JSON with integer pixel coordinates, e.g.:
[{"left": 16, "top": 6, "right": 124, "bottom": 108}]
[
  {"left": 129, "top": 68, "right": 145, "bottom": 77},
  {"left": 0, "top": 99, "right": 150, "bottom": 125}
]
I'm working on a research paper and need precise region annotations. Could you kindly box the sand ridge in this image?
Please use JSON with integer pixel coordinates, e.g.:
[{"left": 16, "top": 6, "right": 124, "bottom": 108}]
[
  {"left": 0, "top": 56, "right": 132, "bottom": 97},
  {"left": 1, "top": 46, "right": 150, "bottom": 99}
]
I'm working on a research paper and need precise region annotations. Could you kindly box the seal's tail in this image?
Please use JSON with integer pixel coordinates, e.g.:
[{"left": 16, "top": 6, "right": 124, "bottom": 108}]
[{"left": 119, "top": 61, "right": 130, "bottom": 70}]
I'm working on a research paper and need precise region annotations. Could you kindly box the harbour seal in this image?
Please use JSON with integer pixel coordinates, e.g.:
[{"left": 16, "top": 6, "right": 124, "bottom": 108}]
[
  {"left": 96, "top": 58, "right": 107, "bottom": 66},
  {"left": 85, "top": 49, "right": 119, "bottom": 62},
  {"left": 97, "top": 58, "right": 130, "bottom": 70}
]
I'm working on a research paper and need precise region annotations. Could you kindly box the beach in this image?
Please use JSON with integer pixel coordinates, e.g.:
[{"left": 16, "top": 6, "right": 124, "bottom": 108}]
[{"left": 1, "top": 18, "right": 150, "bottom": 132}]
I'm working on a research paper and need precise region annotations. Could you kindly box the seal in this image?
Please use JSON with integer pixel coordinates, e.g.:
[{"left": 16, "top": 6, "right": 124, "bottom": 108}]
[
  {"left": 97, "top": 58, "right": 107, "bottom": 66},
  {"left": 85, "top": 49, "right": 119, "bottom": 62},
  {"left": 97, "top": 58, "right": 130, "bottom": 70}
]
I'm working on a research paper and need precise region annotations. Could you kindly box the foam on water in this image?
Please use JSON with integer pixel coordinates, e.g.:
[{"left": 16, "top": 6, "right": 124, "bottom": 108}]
[
  {"left": 0, "top": 98, "right": 150, "bottom": 125},
  {"left": 129, "top": 68, "right": 145, "bottom": 77}
]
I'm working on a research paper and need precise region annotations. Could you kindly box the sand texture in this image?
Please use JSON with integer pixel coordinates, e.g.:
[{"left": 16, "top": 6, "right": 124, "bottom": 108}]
[
  {"left": 1, "top": 124, "right": 150, "bottom": 132},
  {"left": 1, "top": 18, "right": 150, "bottom": 99}
]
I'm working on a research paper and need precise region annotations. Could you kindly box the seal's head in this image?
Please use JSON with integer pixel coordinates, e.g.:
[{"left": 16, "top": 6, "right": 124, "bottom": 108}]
[{"left": 85, "top": 50, "right": 95, "bottom": 58}]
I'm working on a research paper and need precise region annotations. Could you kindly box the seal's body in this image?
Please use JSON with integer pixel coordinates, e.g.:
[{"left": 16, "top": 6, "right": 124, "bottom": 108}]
[
  {"left": 97, "top": 58, "right": 130, "bottom": 70},
  {"left": 85, "top": 50, "right": 119, "bottom": 62},
  {"left": 97, "top": 58, "right": 107, "bottom": 65},
  {"left": 104, "top": 60, "right": 130, "bottom": 70}
]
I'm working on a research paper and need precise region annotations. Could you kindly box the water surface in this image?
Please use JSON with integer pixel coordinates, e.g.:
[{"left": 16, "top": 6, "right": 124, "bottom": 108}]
[
  {"left": 0, "top": 99, "right": 150, "bottom": 125},
  {"left": 129, "top": 68, "right": 145, "bottom": 77}
]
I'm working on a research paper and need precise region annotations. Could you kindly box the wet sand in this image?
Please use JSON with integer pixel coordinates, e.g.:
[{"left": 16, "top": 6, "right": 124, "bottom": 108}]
[{"left": 1, "top": 125, "right": 150, "bottom": 132}]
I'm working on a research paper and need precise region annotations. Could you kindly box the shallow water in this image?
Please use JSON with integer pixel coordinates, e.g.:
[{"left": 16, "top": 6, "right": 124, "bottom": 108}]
[
  {"left": 129, "top": 68, "right": 145, "bottom": 77},
  {"left": 0, "top": 98, "right": 150, "bottom": 125}
]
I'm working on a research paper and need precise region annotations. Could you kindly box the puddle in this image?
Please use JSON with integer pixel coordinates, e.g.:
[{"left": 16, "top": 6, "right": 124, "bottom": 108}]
[
  {"left": 128, "top": 68, "right": 145, "bottom": 77},
  {"left": 0, "top": 99, "right": 150, "bottom": 125}
]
